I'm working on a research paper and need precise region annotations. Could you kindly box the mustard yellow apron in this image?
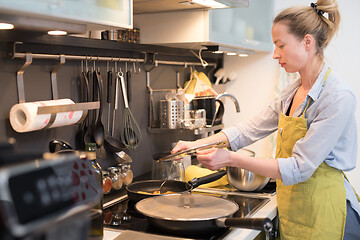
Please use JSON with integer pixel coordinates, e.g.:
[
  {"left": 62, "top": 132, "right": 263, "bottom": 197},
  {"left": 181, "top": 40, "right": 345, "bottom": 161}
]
[{"left": 276, "top": 68, "right": 348, "bottom": 239}]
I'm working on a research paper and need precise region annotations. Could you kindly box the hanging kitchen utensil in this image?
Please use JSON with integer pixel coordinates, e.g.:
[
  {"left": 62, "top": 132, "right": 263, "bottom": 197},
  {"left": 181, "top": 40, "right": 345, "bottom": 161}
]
[
  {"left": 104, "top": 68, "right": 126, "bottom": 153},
  {"left": 119, "top": 71, "right": 142, "bottom": 149},
  {"left": 92, "top": 69, "right": 106, "bottom": 159},
  {"left": 125, "top": 62, "right": 131, "bottom": 105},
  {"left": 75, "top": 64, "right": 90, "bottom": 150},
  {"left": 112, "top": 62, "right": 119, "bottom": 137},
  {"left": 106, "top": 63, "right": 113, "bottom": 134},
  {"left": 83, "top": 69, "right": 94, "bottom": 146},
  {"left": 135, "top": 194, "right": 273, "bottom": 235},
  {"left": 93, "top": 69, "right": 105, "bottom": 147}
]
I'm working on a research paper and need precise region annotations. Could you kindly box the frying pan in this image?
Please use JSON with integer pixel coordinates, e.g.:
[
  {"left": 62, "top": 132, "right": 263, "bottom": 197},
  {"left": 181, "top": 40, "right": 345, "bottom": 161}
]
[
  {"left": 135, "top": 194, "right": 273, "bottom": 235},
  {"left": 126, "top": 170, "right": 227, "bottom": 202}
]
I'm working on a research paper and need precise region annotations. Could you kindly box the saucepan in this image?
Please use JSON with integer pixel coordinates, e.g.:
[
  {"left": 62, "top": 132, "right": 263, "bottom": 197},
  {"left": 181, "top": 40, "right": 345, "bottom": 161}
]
[{"left": 135, "top": 193, "right": 273, "bottom": 235}]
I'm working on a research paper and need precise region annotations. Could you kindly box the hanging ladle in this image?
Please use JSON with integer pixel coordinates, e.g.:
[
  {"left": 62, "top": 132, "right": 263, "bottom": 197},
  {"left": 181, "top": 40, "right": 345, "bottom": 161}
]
[{"left": 93, "top": 69, "right": 105, "bottom": 147}]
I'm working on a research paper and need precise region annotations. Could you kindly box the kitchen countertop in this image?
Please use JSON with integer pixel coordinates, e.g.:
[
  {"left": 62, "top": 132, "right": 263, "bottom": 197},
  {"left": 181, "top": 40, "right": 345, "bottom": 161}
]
[{"left": 103, "top": 194, "right": 277, "bottom": 240}]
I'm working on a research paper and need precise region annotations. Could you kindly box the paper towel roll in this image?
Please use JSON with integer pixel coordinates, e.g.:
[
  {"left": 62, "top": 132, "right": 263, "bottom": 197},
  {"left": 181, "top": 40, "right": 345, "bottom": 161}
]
[{"left": 10, "top": 99, "right": 83, "bottom": 133}]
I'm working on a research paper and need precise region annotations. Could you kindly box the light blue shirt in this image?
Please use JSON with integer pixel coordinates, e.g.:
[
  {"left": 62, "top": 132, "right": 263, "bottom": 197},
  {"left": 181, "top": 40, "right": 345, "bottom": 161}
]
[{"left": 223, "top": 64, "right": 360, "bottom": 215}]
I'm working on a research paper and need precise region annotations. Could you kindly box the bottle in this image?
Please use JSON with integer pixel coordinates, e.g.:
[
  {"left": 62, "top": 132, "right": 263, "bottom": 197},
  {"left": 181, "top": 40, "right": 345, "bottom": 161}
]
[{"left": 84, "top": 143, "right": 104, "bottom": 240}]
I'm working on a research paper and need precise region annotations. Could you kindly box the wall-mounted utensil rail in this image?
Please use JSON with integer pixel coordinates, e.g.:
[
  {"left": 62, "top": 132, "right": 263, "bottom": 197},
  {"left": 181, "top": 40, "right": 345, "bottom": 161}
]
[
  {"left": 11, "top": 41, "right": 217, "bottom": 132},
  {"left": 13, "top": 52, "right": 216, "bottom": 67}
]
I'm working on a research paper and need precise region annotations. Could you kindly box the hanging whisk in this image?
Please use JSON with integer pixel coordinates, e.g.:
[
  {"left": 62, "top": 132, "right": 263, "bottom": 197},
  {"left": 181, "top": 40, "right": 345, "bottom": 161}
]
[{"left": 118, "top": 72, "right": 142, "bottom": 149}]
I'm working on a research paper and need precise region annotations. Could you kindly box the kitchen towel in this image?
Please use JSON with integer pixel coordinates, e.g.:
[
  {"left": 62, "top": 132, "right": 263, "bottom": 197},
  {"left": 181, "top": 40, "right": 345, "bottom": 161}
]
[{"left": 10, "top": 99, "right": 83, "bottom": 133}]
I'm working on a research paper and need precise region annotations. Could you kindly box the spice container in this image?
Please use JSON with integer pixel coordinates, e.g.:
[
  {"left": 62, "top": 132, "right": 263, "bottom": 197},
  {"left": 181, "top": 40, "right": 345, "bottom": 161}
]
[
  {"left": 102, "top": 171, "right": 112, "bottom": 194},
  {"left": 119, "top": 164, "right": 133, "bottom": 186},
  {"left": 108, "top": 167, "right": 123, "bottom": 190}
]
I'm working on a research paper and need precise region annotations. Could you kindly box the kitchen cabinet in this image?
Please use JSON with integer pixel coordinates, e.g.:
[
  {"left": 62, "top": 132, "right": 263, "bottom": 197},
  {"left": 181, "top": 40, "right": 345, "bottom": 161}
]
[
  {"left": 134, "top": 0, "right": 274, "bottom": 53},
  {"left": 0, "top": 0, "right": 133, "bottom": 33}
]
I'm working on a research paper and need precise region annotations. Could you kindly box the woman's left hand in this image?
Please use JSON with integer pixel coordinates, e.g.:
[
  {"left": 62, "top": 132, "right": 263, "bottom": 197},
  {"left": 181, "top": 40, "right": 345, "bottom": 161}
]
[{"left": 196, "top": 148, "right": 232, "bottom": 171}]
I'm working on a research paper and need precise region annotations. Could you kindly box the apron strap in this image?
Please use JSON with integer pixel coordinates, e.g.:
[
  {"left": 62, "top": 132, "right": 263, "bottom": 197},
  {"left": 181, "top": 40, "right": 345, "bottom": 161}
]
[
  {"left": 301, "top": 68, "right": 332, "bottom": 118},
  {"left": 342, "top": 171, "right": 360, "bottom": 202}
]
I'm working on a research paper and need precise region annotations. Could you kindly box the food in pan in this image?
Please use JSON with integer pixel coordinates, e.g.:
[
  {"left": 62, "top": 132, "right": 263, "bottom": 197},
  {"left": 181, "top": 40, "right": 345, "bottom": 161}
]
[{"left": 136, "top": 190, "right": 176, "bottom": 195}]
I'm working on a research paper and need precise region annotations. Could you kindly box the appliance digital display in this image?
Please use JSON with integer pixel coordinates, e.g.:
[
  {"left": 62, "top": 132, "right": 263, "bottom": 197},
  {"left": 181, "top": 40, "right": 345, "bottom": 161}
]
[{"left": 7, "top": 157, "right": 102, "bottom": 224}]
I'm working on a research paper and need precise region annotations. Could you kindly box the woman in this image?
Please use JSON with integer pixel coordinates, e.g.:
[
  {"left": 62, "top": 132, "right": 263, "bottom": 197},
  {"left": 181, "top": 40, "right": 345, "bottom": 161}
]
[{"left": 172, "top": 0, "right": 360, "bottom": 239}]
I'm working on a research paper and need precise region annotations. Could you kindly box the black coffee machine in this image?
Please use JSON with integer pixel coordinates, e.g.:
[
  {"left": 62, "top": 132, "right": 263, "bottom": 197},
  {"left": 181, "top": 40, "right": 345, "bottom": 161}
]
[{"left": 0, "top": 139, "right": 102, "bottom": 240}]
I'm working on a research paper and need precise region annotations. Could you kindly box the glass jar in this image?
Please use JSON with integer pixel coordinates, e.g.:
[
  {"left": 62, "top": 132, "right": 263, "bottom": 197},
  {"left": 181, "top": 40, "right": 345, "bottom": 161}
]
[
  {"left": 119, "top": 164, "right": 133, "bottom": 186},
  {"left": 151, "top": 153, "right": 185, "bottom": 181},
  {"left": 102, "top": 171, "right": 112, "bottom": 194},
  {"left": 168, "top": 159, "right": 185, "bottom": 181},
  {"left": 107, "top": 167, "right": 123, "bottom": 190}
]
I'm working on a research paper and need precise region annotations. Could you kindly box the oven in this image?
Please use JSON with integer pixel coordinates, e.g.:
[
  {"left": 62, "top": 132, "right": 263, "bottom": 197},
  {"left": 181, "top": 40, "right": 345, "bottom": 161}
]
[{"left": 103, "top": 181, "right": 277, "bottom": 240}]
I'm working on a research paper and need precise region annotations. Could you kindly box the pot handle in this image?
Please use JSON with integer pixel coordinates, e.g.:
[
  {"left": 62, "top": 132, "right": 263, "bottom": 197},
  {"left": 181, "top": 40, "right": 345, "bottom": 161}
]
[
  {"left": 217, "top": 217, "right": 273, "bottom": 233},
  {"left": 188, "top": 169, "right": 227, "bottom": 189}
]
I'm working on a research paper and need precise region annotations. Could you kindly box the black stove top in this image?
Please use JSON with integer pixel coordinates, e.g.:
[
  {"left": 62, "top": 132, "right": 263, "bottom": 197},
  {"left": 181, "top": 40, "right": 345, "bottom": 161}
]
[{"left": 103, "top": 182, "right": 275, "bottom": 240}]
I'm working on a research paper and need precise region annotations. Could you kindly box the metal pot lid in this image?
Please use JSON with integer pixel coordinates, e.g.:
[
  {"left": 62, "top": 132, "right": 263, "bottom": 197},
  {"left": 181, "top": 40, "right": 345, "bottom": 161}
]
[{"left": 135, "top": 193, "right": 238, "bottom": 221}]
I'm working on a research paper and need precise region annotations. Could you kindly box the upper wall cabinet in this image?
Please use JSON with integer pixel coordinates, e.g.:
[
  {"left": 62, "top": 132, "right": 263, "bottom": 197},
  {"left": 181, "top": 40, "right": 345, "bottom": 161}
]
[
  {"left": 134, "top": 0, "right": 274, "bottom": 54},
  {"left": 0, "top": 0, "right": 133, "bottom": 33}
]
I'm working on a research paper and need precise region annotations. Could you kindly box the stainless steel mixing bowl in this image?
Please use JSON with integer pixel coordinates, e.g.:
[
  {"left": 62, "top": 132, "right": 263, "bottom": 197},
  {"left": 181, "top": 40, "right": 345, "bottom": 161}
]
[
  {"left": 226, "top": 148, "right": 270, "bottom": 192},
  {"left": 226, "top": 167, "right": 270, "bottom": 191}
]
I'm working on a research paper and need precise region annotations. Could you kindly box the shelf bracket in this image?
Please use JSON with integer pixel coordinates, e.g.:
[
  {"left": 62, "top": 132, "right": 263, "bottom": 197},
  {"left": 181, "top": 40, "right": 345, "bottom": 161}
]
[{"left": 16, "top": 52, "right": 32, "bottom": 103}]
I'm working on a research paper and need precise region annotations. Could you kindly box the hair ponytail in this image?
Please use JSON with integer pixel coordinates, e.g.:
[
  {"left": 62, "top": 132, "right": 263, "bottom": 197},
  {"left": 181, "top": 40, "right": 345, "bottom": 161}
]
[
  {"left": 316, "top": 0, "right": 341, "bottom": 45},
  {"left": 274, "top": 0, "right": 340, "bottom": 57}
]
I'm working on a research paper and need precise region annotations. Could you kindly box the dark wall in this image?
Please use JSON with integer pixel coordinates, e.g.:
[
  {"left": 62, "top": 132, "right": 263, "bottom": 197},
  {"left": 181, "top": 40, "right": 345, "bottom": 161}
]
[{"left": 0, "top": 30, "right": 221, "bottom": 177}]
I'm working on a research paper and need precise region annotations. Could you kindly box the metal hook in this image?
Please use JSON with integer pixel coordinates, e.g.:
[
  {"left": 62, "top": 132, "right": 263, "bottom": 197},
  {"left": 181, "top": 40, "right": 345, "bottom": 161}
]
[
  {"left": 133, "top": 59, "right": 141, "bottom": 73},
  {"left": 85, "top": 56, "right": 88, "bottom": 72},
  {"left": 16, "top": 52, "right": 32, "bottom": 103},
  {"left": 176, "top": 71, "right": 181, "bottom": 89},
  {"left": 50, "top": 54, "right": 65, "bottom": 100},
  {"left": 132, "top": 62, "right": 137, "bottom": 73}
]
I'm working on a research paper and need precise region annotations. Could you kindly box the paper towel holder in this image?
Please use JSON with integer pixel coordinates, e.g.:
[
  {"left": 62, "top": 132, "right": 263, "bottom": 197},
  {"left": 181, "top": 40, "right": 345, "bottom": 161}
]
[{"left": 14, "top": 52, "right": 99, "bottom": 128}]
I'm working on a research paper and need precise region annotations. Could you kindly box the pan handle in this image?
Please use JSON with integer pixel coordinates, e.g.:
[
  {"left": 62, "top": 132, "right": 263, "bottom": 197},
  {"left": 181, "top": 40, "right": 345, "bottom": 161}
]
[
  {"left": 216, "top": 217, "right": 273, "bottom": 233},
  {"left": 188, "top": 169, "right": 227, "bottom": 189}
]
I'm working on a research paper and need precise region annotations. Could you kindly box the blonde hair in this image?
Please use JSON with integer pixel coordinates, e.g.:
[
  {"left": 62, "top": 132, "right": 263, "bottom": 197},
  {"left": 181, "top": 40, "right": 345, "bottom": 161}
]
[{"left": 274, "top": 0, "right": 340, "bottom": 57}]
